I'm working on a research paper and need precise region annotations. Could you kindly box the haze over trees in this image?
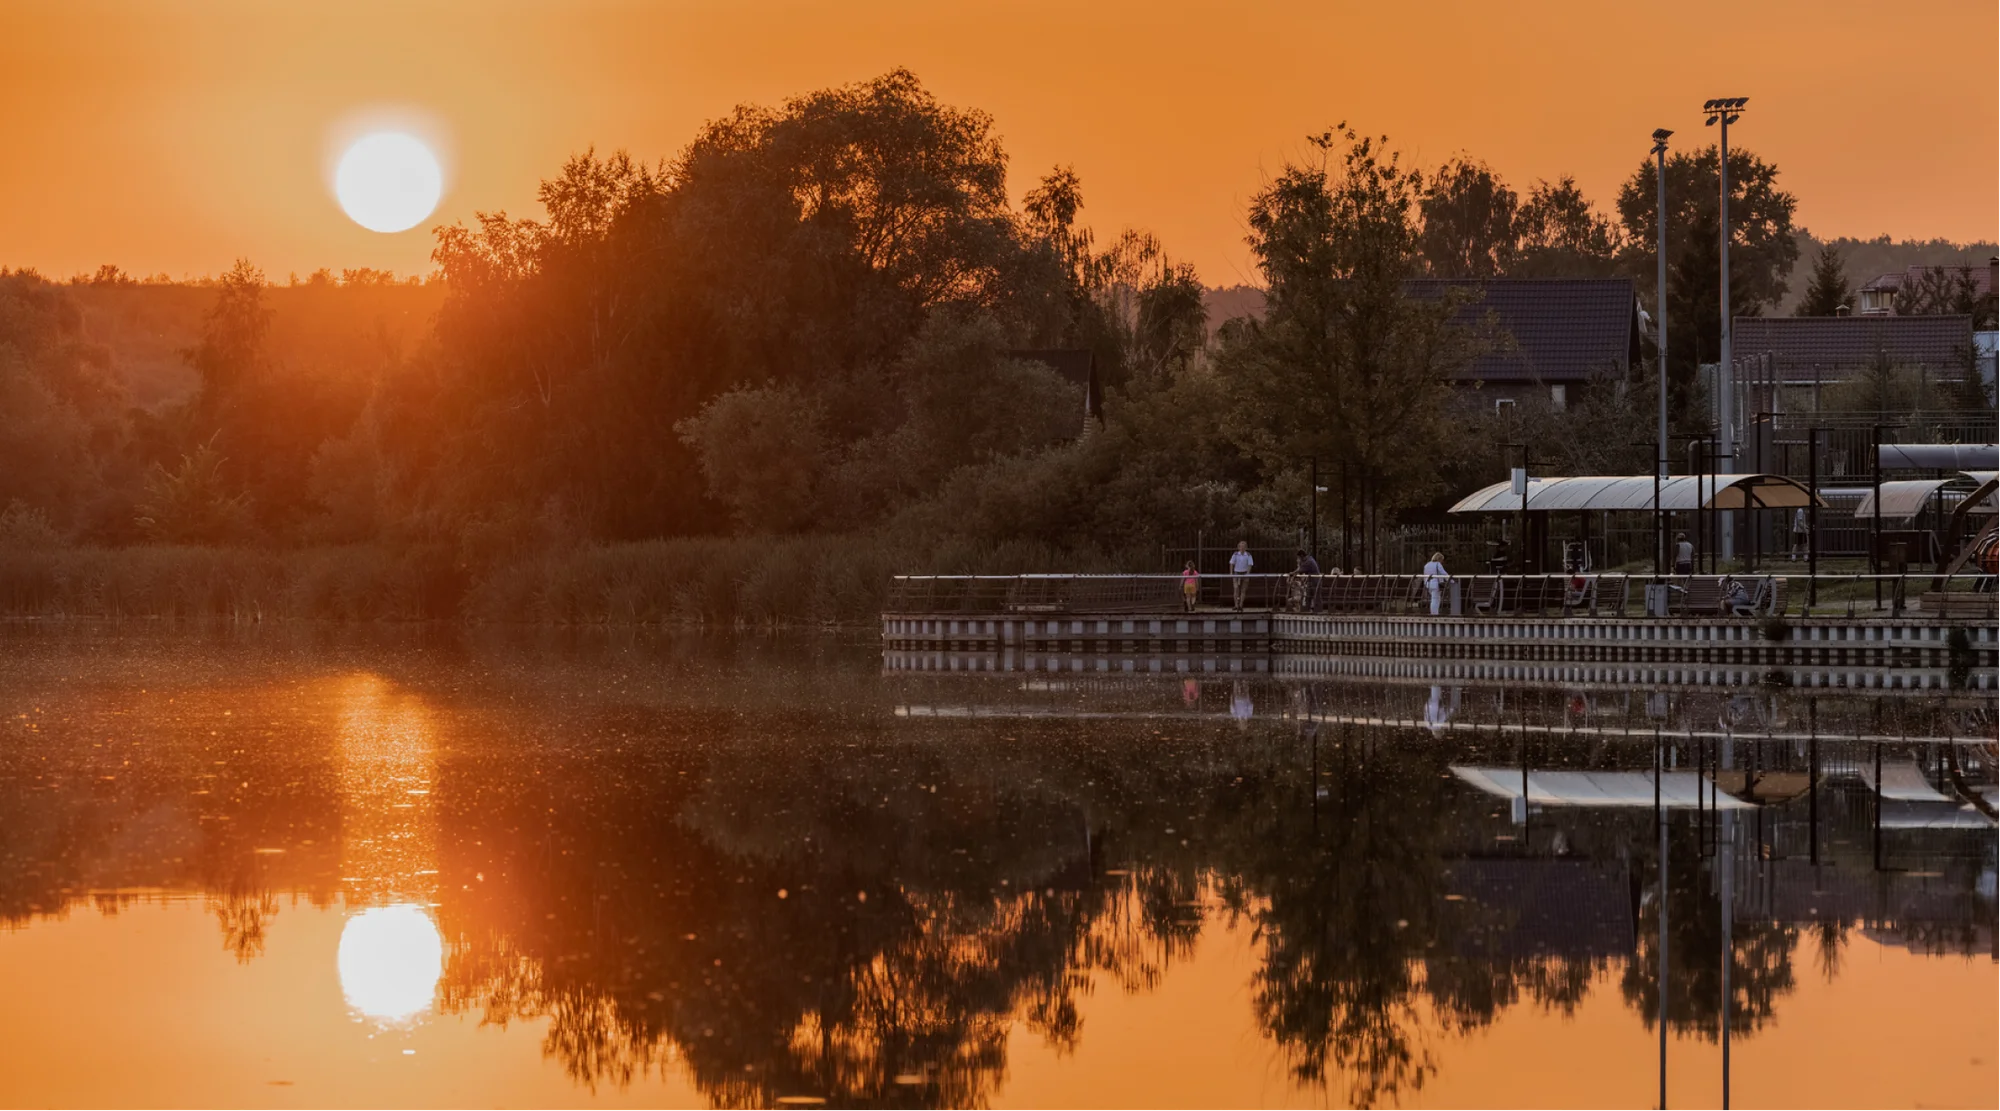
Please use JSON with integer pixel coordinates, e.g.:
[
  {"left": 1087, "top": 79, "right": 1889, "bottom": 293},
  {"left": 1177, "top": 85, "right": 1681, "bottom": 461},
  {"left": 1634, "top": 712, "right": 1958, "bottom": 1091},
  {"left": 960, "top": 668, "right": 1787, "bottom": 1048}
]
[{"left": 0, "top": 68, "right": 1990, "bottom": 614}]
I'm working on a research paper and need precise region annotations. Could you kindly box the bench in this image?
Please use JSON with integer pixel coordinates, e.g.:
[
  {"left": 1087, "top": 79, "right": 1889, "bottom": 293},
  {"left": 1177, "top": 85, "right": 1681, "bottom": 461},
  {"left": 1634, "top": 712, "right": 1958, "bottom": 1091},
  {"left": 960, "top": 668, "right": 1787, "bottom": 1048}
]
[
  {"left": 1672, "top": 576, "right": 1723, "bottom": 617},
  {"left": 1921, "top": 591, "right": 1996, "bottom": 619},
  {"left": 1469, "top": 576, "right": 1503, "bottom": 615}
]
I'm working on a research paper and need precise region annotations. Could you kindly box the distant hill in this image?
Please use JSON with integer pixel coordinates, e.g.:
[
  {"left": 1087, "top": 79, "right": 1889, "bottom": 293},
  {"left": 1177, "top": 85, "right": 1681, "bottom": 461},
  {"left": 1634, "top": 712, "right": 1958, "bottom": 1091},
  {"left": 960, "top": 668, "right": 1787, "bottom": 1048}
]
[
  {"left": 1779, "top": 232, "right": 1998, "bottom": 314},
  {"left": 62, "top": 279, "right": 447, "bottom": 410},
  {"left": 1201, "top": 284, "right": 1266, "bottom": 336},
  {"left": 1207, "top": 234, "right": 1999, "bottom": 325}
]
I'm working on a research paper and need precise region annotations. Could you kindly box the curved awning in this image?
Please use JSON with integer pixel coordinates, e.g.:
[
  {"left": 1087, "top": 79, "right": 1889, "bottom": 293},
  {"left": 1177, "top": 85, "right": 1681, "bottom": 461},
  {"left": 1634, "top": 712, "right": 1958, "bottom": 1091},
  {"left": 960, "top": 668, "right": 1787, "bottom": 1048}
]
[
  {"left": 1854, "top": 479, "right": 1950, "bottom": 520},
  {"left": 1449, "top": 473, "right": 1824, "bottom": 515},
  {"left": 1854, "top": 473, "right": 1991, "bottom": 519},
  {"left": 1451, "top": 767, "right": 1755, "bottom": 809}
]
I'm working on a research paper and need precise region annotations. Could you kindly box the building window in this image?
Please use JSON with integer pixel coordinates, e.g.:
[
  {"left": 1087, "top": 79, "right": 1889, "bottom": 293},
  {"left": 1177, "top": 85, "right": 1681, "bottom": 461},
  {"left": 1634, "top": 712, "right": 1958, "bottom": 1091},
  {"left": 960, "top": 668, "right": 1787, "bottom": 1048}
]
[
  {"left": 1549, "top": 384, "right": 1567, "bottom": 411},
  {"left": 1493, "top": 398, "right": 1516, "bottom": 415}
]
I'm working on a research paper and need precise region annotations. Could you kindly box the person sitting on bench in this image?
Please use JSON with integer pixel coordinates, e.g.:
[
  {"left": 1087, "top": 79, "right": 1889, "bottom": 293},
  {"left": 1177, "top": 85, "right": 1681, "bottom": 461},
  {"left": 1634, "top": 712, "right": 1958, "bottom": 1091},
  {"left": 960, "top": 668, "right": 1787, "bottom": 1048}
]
[{"left": 1722, "top": 576, "right": 1754, "bottom": 617}]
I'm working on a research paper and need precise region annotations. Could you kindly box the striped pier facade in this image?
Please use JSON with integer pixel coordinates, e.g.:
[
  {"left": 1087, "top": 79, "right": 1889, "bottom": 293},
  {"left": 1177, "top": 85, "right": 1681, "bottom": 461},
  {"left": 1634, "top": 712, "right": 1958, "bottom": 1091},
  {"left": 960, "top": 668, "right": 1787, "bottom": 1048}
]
[{"left": 882, "top": 609, "right": 1996, "bottom": 669}]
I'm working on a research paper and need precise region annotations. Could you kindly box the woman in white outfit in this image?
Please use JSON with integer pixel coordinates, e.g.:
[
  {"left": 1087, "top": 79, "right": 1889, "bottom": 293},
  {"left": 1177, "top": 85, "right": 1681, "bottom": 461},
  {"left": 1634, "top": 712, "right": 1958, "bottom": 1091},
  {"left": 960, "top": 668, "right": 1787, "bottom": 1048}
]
[{"left": 1422, "top": 551, "right": 1451, "bottom": 615}]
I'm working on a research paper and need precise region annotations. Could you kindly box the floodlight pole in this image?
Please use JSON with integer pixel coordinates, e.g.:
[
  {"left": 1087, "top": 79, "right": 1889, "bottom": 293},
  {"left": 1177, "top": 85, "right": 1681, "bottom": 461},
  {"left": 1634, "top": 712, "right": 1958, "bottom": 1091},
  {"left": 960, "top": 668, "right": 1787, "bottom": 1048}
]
[
  {"left": 1706, "top": 98, "right": 1748, "bottom": 563},
  {"left": 1652, "top": 129, "right": 1673, "bottom": 489}
]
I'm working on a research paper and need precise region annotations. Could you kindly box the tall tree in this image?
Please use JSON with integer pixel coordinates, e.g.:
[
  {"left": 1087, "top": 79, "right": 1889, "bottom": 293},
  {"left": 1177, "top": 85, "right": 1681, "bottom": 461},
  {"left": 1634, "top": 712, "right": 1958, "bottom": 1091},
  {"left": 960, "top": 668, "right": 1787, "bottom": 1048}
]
[
  {"left": 1418, "top": 157, "right": 1517, "bottom": 278},
  {"left": 1616, "top": 145, "right": 1799, "bottom": 426},
  {"left": 1511, "top": 176, "right": 1621, "bottom": 277},
  {"left": 1617, "top": 145, "right": 1800, "bottom": 314},
  {"left": 1794, "top": 242, "right": 1855, "bottom": 316},
  {"left": 420, "top": 70, "right": 1030, "bottom": 539},
  {"left": 185, "top": 259, "right": 270, "bottom": 408},
  {"left": 1219, "top": 126, "right": 1481, "bottom": 563}
]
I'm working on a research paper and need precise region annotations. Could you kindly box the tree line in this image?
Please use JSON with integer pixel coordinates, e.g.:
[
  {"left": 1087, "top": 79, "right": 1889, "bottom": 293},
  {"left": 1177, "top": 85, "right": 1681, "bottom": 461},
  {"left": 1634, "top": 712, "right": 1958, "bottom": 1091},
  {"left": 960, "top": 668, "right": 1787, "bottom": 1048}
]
[{"left": 1, "top": 69, "right": 1990, "bottom": 573}]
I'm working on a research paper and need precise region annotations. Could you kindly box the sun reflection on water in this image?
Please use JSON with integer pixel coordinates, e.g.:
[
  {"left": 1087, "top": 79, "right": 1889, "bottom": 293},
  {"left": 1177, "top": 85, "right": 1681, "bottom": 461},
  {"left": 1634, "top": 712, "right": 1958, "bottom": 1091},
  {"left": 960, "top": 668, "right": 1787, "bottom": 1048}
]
[
  {"left": 337, "top": 903, "right": 444, "bottom": 1023},
  {"left": 331, "top": 673, "right": 444, "bottom": 1025}
]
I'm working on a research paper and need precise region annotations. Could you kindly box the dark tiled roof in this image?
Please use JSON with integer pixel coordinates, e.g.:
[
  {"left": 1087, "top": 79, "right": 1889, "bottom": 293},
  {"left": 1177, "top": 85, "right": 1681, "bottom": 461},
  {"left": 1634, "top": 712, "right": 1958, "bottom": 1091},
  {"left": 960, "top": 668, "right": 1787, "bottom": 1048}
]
[
  {"left": 1439, "top": 858, "right": 1635, "bottom": 959},
  {"left": 1009, "top": 348, "right": 1102, "bottom": 419},
  {"left": 1408, "top": 278, "right": 1639, "bottom": 383},
  {"left": 1862, "top": 265, "right": 1996, "bottom": 296},
  {"left": 1732, "top": 314, "right": 1973, "bottom": 380}
]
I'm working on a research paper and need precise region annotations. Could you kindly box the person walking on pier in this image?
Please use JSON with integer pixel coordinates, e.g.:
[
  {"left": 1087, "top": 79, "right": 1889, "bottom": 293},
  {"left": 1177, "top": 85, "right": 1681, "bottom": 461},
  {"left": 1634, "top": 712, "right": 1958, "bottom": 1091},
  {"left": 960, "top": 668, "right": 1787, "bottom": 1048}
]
[
  {"left": 1422, "top": 551, "right": 1451, "bottom": 615},
  {"left": 1673, "top": 532, "right": 1694, "bottom": 575},
  {"left": 1181, "top": 560, "right": 1199, "bottom": 612},
  {"left": 1290, "top": 549, "right": 1320, "bottom": 611},
  {"left": 1229, "top": 541, "right": 1254, "bottom": 610}
]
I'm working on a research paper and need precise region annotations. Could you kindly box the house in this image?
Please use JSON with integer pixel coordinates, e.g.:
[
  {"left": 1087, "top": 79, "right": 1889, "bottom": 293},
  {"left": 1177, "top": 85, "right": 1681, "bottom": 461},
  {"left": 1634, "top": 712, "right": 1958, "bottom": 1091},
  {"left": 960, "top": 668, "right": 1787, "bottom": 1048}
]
[
  {"left": 1730, "top": 314, "right": 1975, "bottom": 385},
  {"left": 1009, "top": 348, "right": 1103, "bottom": 439},
  {"left": 1408, "top": 277, "right": 1643, "bottom": 412},
  {"left": 1856, "top": 259, "right": 1998, "bottom": 316}
]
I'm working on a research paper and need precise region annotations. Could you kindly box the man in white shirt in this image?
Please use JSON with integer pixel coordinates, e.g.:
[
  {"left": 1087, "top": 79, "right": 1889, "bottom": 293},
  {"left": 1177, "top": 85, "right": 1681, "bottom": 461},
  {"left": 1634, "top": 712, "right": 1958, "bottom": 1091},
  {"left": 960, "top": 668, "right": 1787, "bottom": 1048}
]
[{"left": 1229, "top": 541, "right": 1254, "bottom": 610}]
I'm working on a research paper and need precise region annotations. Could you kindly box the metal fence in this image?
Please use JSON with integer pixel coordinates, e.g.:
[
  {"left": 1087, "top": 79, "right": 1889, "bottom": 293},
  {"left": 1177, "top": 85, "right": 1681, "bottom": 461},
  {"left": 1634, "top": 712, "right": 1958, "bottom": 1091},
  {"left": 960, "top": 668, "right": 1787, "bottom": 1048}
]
[{"left": 886, "top": 572, "right": 1998, "bottom": 620}]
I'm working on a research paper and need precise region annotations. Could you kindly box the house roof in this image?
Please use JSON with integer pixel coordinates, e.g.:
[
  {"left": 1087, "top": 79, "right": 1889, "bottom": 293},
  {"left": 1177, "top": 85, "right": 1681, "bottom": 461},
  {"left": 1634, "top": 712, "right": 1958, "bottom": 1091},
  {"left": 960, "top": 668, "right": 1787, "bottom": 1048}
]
[
  {"left": 1861, "top": 265, "right": 1997, "bottom": 296},
  {"left": 1448, "top": 473, "right": 1823, "bottom": 515},
  {"left": 1009, "top": 348, "right": 1102, "bottom": 419},
  {"left": 1731, "top": 314, "right": 1973, "bottom": 377},
  {"left": 1407, "top": 277, "right": 1638, "bottom": 383},
  {"left": 1439, "top": 858, "right": 1635, "bottom": 960},
  {"left": 1451, "top": 767, "right": 1756, "bottom": 809}
]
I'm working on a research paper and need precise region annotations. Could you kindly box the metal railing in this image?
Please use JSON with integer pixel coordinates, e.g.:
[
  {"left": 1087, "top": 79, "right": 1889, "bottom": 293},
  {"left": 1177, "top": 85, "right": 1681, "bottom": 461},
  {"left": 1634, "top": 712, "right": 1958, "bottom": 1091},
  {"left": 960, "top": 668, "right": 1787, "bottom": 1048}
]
[{"left": 885, "top": 572, "right": 1999, "bottom": 620}]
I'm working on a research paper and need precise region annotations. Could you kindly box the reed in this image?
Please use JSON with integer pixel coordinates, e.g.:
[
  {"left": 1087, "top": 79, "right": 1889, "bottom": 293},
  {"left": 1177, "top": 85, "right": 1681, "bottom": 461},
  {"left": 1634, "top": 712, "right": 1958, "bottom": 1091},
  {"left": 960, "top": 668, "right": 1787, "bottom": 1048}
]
[{"left": 0, "top": 534, "right": 1144, "bottom": 625}]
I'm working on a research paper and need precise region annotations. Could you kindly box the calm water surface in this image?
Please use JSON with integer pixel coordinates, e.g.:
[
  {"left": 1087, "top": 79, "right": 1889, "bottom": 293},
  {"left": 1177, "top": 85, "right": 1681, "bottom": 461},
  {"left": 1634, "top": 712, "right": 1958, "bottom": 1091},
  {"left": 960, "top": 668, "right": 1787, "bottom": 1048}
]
[{"left": 1, "top": 625, "right": 1993, "bottom": 1109}]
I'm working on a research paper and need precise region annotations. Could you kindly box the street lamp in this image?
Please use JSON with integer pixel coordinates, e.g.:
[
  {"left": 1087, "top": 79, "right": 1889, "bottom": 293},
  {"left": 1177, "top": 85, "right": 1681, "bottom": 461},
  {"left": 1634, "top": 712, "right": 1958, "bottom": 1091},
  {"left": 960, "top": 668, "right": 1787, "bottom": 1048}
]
[
  {"left": 1651, "top": 127, "right": 1673, "bottom": 573},
  {"left": 1705, "top": 96, "right": 1747, "bottom": 561}
]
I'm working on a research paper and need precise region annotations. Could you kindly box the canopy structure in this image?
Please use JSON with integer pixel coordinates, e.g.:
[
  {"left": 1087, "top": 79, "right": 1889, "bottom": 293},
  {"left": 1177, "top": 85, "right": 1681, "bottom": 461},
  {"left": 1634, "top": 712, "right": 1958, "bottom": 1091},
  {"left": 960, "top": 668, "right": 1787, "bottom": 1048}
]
[
  {"left": 1859, "top": 760, "right": 1952, "bottom": 802},
  {"left": 1878, "top": 443, "right": 1999, "bottom": 471},
  {"left": 1878, "top": 802, "right": 1996, "bottom": 830},
  {"left": 1854, "top": 479, "right": 1957, "bottom": 520},
  {"left": 1853, "top": 472, "right": 1997, "bottom": 519},
  {"left": 1448, "top": 473, "right": 1823, "bottom": 515},
  {"left": 1451, "top": 767, "right": 1756, "bottom": 810}
]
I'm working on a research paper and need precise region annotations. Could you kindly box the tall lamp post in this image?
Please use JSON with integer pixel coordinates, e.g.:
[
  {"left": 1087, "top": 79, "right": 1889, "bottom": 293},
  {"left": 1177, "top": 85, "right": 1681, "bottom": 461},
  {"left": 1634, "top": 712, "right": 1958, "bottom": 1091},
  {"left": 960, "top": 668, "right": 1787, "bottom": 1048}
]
[
  {"left": 1652, "top": 127, "right": 1673, "bottom": 573},
  {"left": 1705, "top": 97, "right": 1748, "bottom": 562}
]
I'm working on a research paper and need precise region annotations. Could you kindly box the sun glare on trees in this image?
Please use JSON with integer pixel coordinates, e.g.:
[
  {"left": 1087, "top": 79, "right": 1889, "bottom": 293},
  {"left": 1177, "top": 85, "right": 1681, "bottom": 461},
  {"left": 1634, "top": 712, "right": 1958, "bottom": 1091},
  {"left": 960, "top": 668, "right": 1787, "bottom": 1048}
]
[{"left": 334, "top": 132, "right": 443, "bottom": 233}]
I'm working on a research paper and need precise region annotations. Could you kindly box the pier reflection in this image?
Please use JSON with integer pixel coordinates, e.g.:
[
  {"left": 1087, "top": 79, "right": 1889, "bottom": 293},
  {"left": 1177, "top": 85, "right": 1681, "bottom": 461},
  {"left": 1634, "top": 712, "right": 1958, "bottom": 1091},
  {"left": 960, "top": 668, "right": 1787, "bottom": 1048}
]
[{"left": 0, "top": 629, "right": 1992, "bottom": 1106}]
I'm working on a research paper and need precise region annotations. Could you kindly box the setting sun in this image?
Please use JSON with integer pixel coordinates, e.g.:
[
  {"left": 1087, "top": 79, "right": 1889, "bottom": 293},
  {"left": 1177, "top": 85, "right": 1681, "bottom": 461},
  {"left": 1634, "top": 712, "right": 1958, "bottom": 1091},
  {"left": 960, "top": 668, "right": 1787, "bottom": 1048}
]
[{"left": 333, "top": 132, "right": 442, "bottom": 234}]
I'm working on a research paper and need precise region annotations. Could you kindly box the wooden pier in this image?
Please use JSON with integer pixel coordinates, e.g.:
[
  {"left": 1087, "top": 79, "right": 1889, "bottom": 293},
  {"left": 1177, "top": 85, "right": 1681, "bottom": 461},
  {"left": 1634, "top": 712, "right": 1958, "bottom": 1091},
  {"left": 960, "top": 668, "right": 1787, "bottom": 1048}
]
[
  {"left": 888, "top": 575, "right": 2000, "bottom": 663},
  {"left": 881, "top": 608, "right": 1996, "bottom": 669}
]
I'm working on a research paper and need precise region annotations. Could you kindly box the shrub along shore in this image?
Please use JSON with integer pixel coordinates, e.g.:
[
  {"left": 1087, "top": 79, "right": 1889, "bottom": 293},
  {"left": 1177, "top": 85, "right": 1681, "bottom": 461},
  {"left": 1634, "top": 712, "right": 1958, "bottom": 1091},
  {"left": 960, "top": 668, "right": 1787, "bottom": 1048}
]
[{"left": 0, "top": 537, "right": 1143, "bottom": 626}]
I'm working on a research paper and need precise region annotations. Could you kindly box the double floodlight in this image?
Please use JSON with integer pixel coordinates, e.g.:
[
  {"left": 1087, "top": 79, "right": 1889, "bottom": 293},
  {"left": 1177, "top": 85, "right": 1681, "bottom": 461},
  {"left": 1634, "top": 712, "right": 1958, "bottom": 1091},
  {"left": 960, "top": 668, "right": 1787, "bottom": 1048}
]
[
  {"left": 1651, "top": 127, "right": 1673, "bottom": 153},
  {"left": 1703, "top": 96, "right": 1749, "bottom": 125}
]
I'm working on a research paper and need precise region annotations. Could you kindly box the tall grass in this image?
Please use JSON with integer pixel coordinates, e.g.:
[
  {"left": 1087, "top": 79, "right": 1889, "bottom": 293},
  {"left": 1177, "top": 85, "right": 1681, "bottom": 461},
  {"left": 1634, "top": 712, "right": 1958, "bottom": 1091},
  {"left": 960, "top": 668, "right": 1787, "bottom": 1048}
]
[{"left": 0, "top": 534, "right": 1148, "bottom": 625}]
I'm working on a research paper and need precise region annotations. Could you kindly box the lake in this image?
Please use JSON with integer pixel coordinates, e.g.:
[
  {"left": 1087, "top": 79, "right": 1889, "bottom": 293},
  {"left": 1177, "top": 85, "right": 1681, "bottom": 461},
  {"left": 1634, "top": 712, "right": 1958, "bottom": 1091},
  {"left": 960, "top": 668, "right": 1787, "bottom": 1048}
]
[{"left": 1, "top": 625, "right": 1993, "bottom": 1109}]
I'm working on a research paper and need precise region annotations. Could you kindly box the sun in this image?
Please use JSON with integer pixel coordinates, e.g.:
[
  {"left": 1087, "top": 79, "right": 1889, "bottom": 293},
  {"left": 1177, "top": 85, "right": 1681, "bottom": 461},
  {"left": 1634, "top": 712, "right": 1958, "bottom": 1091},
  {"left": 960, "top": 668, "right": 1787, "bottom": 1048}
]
[{"left": 335, "top": 132, "right": 443, "bottom": 234}]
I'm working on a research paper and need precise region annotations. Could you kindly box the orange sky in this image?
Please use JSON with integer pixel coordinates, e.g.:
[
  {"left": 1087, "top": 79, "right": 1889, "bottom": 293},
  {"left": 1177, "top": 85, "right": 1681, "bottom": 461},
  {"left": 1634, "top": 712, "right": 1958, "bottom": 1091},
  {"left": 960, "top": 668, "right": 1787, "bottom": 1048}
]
[{"left": 3, "top": 0, "right": 1995, "bottom": 285}]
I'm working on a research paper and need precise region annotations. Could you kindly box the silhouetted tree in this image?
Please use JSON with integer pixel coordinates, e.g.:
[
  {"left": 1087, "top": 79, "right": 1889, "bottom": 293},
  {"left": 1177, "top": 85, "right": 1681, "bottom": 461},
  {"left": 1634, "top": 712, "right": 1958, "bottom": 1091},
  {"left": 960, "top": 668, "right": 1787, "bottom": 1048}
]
[
  {"left": 1794, "top": 242, "right": 1855, "bottom": 316},
  {"left": 1419, "top": 157, "right": 1517, "bottom": 279},
  {"left": 1217, "top": 126, "right": 1483, "bottom": 561},
  {"left": 1512, "top": 176, "right": 1622, "bottom": 277}
]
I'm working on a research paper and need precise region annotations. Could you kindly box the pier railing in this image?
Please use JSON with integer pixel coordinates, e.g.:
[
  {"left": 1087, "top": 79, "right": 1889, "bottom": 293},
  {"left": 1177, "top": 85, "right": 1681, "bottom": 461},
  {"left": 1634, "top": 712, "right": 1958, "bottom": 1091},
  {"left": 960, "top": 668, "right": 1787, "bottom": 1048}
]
[{"left": 886, "top": 572, "right": 1997, "bottom": 620}]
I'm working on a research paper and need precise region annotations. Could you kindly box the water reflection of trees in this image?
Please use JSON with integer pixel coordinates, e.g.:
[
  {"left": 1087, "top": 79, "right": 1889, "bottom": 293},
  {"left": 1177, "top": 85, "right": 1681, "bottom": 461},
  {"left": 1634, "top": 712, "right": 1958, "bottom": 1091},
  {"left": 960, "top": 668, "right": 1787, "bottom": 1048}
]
[
  {"left": 430, "top": 719, "right": 1213, "bottom": 1106},
  {"left": 1620, "top": 824, "right": 1799, "bottom": 1040},
  {"left": 4, "top": 639, "right": 1996, "bottom": 1107}
]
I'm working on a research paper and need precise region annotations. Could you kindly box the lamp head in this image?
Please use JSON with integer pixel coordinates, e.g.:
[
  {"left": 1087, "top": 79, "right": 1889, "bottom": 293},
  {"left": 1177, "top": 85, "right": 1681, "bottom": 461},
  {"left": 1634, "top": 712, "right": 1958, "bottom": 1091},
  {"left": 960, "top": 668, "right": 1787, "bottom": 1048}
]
[{"left": 1703, "top": 96, "right": 1750, "bottom": 125}]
